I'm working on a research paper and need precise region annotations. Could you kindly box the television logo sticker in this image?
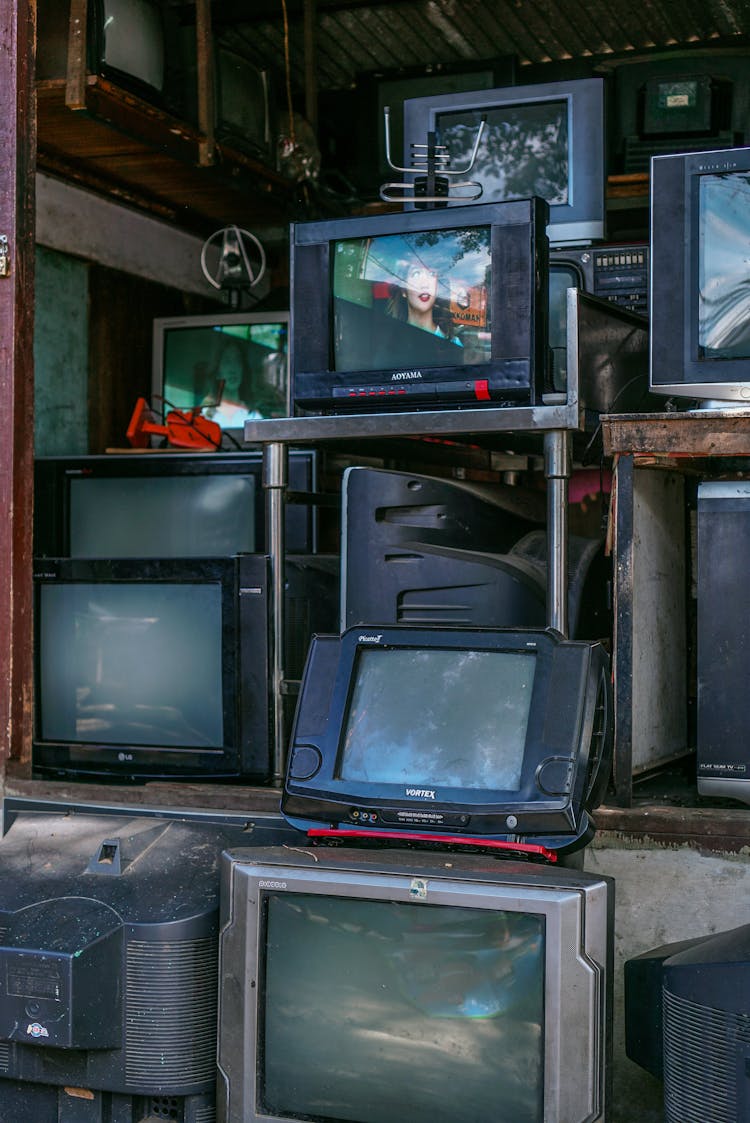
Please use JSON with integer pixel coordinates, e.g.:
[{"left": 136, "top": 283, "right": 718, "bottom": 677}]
[
  {"left": 405, "top": 788, "right": 436, "bottom": 799},
  {"left": 409, "top": 878, "right": 428, "bottom": 901},
  {"left": 358, "top": 634, "right": 383, "bottom": 644},
  {"left": 26, "top": 1022, "right": 49, "bottom": 1039}
]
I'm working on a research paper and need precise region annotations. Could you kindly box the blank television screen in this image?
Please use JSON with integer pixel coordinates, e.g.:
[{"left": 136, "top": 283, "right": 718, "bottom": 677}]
[
  {"left": 436, "top": 100, "right": 569, "bottom": 206},
  {"left": 332, "top": 226, "right": 491, "bottom": 374},
  {"left": 69, "top": 475, "right": 256, "bottom": 557},
  {"left": 101, "top": 0, "right": 165, "bottom": 91},
  {"left": 338, "top": 647, "right": 535, "bottom": 790},
  {"left": 161, "top": 323, "right": 288, "bottom": 428},
  {"left": 262, "top": 892, "right": 545, "bottom": 1123},
  {"left": 217, "top": 49, "right": 269, "bottom": 148},
  {"left": 698, "top": 170, "right": 750, "bottom": 360},
  {"left": 38, "top": 582, "right": 224, "bottom": 747}
]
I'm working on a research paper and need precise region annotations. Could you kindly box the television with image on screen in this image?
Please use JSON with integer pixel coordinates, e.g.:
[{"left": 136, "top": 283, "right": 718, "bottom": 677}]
[
  {"left": 650, "top": 145, "right": 750, "bottom": 403},
  {"left": 218, "top": 845, "right": 614, "bottom": 1123},
  {"left": 291, "top": 200, "right": 548, "bottom": 414},
  {"left": 401, "top": 77, "right": 604, "bottom": 246},
  {"left": 282, "top": 624, "right": 612, "bottom": 854},
  {"left": 152, "top": 312, "right": 289, "bottom": 445}
]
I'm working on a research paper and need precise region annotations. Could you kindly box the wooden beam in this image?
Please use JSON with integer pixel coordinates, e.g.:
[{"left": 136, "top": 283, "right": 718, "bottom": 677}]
[
  {"left": 195, "top": 0, "right": 216, "bottom": 166},
  {"left": 303, "top": 0, "right": 318, "bottom": 134},
  {"left": 65, "top": 0, "right": 88, "bottom": 110},
  {"left": 0, "top": 0, "right": 36, "bottom": 771}
]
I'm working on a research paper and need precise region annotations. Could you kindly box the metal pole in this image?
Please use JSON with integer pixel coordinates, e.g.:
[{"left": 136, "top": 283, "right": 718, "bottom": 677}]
[
  {"left": 263, "top": 441, "right": 288, "bottom": 784},
  {"left": 544, "top": 429, "right": 571, "bottom": 638}
]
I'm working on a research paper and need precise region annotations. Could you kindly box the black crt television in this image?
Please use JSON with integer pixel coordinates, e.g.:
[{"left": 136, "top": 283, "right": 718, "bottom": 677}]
[
  {"left": 625, "top": 922, "right": 750, "bottom": 1122},
  {"left": 89, "top": 0, "right": 165, "bottom": 102},
  {"left": 290, "top": 199, "right": 549, "bottom": 414},
  {"left": 34, "top": 450, "right": 318, "bottom": 558},
  {"left": 282, "top": 625, "right": 612, "bottom": 855},
  {"left": 152, "top": 312, "right": 290, "bottom": 446},
  {"left": 218, "top": 845, "right": 614, "bottom": 1123},
  {"left": 401, "top": 78, "right": 605, "bottom": 247},
  {"left": 650, "top": 145, "right": 750, "bottom": 404},
  {"left": 32, "top": 554, "right": 337, "bottom": 784},
  {"left": 0, "top": 809, "right": 299, "bottom": 1123},
  {"left": 340, "top": 466, "right": 611, "bottom": 641}
]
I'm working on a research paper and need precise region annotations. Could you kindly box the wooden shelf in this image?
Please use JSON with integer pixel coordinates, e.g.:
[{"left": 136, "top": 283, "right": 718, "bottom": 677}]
[
  {"left": 603, "top": 408, "right": 750, "bottom": 458},
  {"left": 36, "top": 76, "right": 296, "bottom": 234}
]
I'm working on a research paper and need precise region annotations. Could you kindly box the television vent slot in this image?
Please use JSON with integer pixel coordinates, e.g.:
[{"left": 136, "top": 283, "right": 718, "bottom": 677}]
[
  {"left": 147, "top": 1095, "right": 182, "bottom": 1119},
  {"left": 194, "top": 1105, "right": 217, "bottom": 1123},
  {"left": 0, "top": 1042, "right": 10, "bottom": 1072},
  {"left": 378, "top": 504, "right": 447, "bottom": 528},
  {"left": 125, "top": 938, "right": 217, "bottom": 1088},
  {"left": 663, "top": 989, "right": 750, "bottom": 1123}
]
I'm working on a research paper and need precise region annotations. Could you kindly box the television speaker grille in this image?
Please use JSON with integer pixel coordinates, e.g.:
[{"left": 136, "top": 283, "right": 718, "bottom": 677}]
[{"left": 125, "top": 938, "right": 218, "bottom": 1088}]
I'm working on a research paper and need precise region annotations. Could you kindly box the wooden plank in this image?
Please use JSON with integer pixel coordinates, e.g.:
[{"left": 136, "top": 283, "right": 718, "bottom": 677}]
[
  {"left": 64, "top": 0, "right": 87, "bottom": 110},
  {"left": 596, "top": 803, "right": 750, "bottom": 853},
  {"left": 612, "top": 453, "right": 634, "bottom": 805},
  {"left": 603, "top": 409, "right": 750, "bottom": 457},
  {"left": 0, "top": 0, "right": 36, "bottom": 770}
]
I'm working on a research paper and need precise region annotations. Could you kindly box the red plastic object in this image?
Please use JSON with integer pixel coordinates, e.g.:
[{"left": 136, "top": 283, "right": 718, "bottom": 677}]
[
  {"left": 126, "top": 397, "right": 221, "bottom": 451},
  {"left": 307, "top": 827, "right": 558, "bottom": 862}
]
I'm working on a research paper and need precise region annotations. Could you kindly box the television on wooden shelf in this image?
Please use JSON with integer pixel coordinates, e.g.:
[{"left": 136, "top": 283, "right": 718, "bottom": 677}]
[
  {"left": 282, "top": 624, "right": 612, "bottom": 855},
  {"left": 152, "top": 312, "right": 290, "bottom": 447},
  {"left": 34, "top": 450, "right": 319, "bottom": 559},
  {"left": 401, "top": 77, "right": 605, "bottom": 246},
  {"left": 290, "top": 199, "right": 549, "bottom": 414},
  {"left": 650, "top": 145, "right": 750, "bottom": 404},
  {"left": 218, "top": 845, "right": 614, "bottom": 1123},
  {"left": 90, "top": 0, "right": 166, "bottom": 101},
  {"left": 32, "top": 554, "right": 337, "bottom": 784}
]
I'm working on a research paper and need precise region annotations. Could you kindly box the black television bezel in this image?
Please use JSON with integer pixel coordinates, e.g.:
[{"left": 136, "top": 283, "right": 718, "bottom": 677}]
[
  {"left": 401, "top": 77, "right": 605, "bottom": 246},
  {"left": 33, "top": 450, "right": 318, "bottom": 558},
  {"left": 214, "top": 43, "right": 275, "bottom": 163},
  {"left": 88, "top": 0, "right": 166, "bottom": 104},
  {"left": 282, "top": 625, "right": 611, "bottom": 846},
  {"left": 650, "top": 145, "right": 750, "bottom": 402},
  {"left": 290, "top": 199, "right": 549, "bottom": 415}
]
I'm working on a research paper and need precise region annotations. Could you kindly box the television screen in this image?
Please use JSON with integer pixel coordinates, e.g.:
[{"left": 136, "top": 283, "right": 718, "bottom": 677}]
[
  {"left": 34, "top": 450, "right": 319, "bottom": 559},
  {"left": 215, "top": 46, "right": 272, "bottom": 159},
  {"left": 650, "top": 146, "right": 750, "bottom": 402},
  {"left": 402, "top": 78, "right": 604, "bottom": 246},
  {"left": 283, "top": 625, "right": 612, "bottom": 852},
  {"left": 152, "top": 312, "right": 289, "bottom": 438},
  {"left": 94, "top": 0, "right": 165, "bottom": 95},
  {"left": 291, "top": 200, "right": 548, "bottom": 414},
  {"left": 218, "top": 846, "right": 614, "bottom": 1123}
]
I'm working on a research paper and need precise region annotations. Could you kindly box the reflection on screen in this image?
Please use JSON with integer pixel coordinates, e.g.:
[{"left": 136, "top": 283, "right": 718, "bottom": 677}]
[
  {"left": 38, "top": 583, "right": 224, "bottom": 747},
  {"left": 263, "top": 893, "right": 545, "bottom": 1123},
  {"left": 162, "top": 322, "right": 288, "bottom": 427},
  {"left": 436, "top": 100, "right": 569, "bottom": 207},
  {"left": 698, "top": 171, "right": 750, "bottom": 359},
  {"left": 332, "top": 227, "right": 491, "bottom": 374},
  {"left": 70, "top": 475, "right": 256, "bottom": 557},
  {"left": 338, "top": 647, "right": 535, "bottom": 790}
]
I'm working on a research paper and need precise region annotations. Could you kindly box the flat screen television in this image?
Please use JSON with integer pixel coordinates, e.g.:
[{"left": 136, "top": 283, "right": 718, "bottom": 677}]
[
  {"left": 0, "top": 809, "right": 299, "bottom": 1123},
  {"left": 218, "top": 845, "right": 614, "bottom": 1123},
  {"left": 291, "top": 199, "right": 549, "bottom": 414},
  {"left": 650, "top": 146, "right": 750, "bottom": 404},
  {"left": 625, "top": 922, "right": 750, "bottom": 1122},
  {"left": 152, "top": 312, "right": 290, "bottom": 445},
  {"left": 401, "top": 77, "right": 605, "bottom": 246},
  {"left": 32, "top": 553, "right": 337, "bottom": 783},
  {"left": 34, "top": 450, "right": 318, "bottom": 559},
  {"left": 282, "top": 625, "right": 612, "bottom": 854}
]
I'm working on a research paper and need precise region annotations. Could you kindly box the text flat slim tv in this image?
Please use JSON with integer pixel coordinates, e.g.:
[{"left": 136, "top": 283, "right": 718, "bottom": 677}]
[
  {"left": 650, "top": 145, "right": 750, "bottom": 403},
  {"left": 218, "top": 845, "right": 614, "bottom": 1123},
  {"left": 401, "top": 77, "right": 605, "bottom": 246},
  {"left": 290, "top": 199, "right": 548, "bottom": 414}
]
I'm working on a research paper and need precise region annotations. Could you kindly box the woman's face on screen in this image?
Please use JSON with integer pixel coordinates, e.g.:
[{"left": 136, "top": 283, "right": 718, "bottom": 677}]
[{"left": 405, "top": 264, "right": 438, "bottom": 314}]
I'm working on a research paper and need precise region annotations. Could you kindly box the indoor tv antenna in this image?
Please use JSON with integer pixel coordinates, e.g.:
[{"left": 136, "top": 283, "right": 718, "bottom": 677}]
[
  {"left": 380, "top": 107, "right": 486, "bottom": 209},
  {"left": 200, "top": 225, "right": 267, "bottom": 309}
]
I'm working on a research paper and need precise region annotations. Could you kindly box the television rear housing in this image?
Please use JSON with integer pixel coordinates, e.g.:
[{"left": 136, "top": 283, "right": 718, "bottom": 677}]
[
  {"left": 291, "top": 199, "right": 549, "bottom": 414},
  {"left": 650, "top": 145, "right": 750, "bottom": 403},
  {"left": 218, "top": 845, "right": 614, "bottom": 1123},
  {"left": 282, "top": 624, "right": 612, "bottom": 854},
  {"left": 401, "top": 77, "right": 605, "bottom": 246}
]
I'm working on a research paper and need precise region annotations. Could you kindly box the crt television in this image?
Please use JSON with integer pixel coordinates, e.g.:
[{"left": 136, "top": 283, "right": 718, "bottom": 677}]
[
  {"left": 290, "top": 199, "right": 549, "bottom": 414},
  {"left": 0, "top": 809, "right": 299, "bottom": 1123},
  {"left": 402, "top": 78, "right": 605, "bottom": 246},
  {"left": 218, "top": 845, "right": 614, "bottom": 1123},
  {"left": 282, "top": 625, "right": 612, "bottom": 854},
  {"left": 152, "top": 312, "right": 290, "bottom": 443},
  {"left": 625, "top": 922, "right": 750, "bottom": 1122},
  {"left": 89, "top": 0, "right": 165, "bottom": 101},
  {"left": 650, "top": 145, "right": 750, "bottom": 403},
  {"left": 32, "top": 554, "right": 337, "bottom": 783},
  {"left": 34, "top": 450, "right": 318, "bottom": 558}
]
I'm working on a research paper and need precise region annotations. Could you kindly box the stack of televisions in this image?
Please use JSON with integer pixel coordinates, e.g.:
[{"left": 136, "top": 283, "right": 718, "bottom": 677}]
[{"left": 2, "top": 72, "right": 750, "bottom": 1123}]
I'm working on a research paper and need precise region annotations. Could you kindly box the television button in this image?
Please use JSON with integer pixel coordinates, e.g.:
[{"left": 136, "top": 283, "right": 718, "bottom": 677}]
[
  {"left": 474, "top": 379, "right": 491, "bottom": 401},
  {"left": 288, "top": 745, "right": 322, "bottom": 781},
  {"left": 536, "top": 756, "right": 573, "bottom": 795}
]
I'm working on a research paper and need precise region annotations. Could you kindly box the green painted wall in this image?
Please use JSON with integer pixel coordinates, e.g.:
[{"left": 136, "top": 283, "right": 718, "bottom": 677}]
[{"left": 34, "top": 246, "right": 89, "bottom": 455}]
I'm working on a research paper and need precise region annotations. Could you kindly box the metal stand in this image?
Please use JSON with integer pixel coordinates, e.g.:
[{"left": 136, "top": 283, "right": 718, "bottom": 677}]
[{"left": 544, "top": 429, "right": 571, "bottom": 638}]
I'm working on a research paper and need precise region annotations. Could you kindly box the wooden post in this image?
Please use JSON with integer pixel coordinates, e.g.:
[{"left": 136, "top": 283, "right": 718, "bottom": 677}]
[
  {"left": 303, "top": 0, "right": 317, "bottom": 135},
  {"left": 0, "top": 0, "right": 36, "bottom": 771},
  {"left": 196, "top": 0, "right": 216, "bottom": 166},
  {"left": 65, "top": 0, "right": 88, "bottom": 110}
]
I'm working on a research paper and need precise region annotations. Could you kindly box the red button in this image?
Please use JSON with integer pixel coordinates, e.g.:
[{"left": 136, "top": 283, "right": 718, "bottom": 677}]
[{"left": 474, "top": 379, "right": 491, "bottom": 401}]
